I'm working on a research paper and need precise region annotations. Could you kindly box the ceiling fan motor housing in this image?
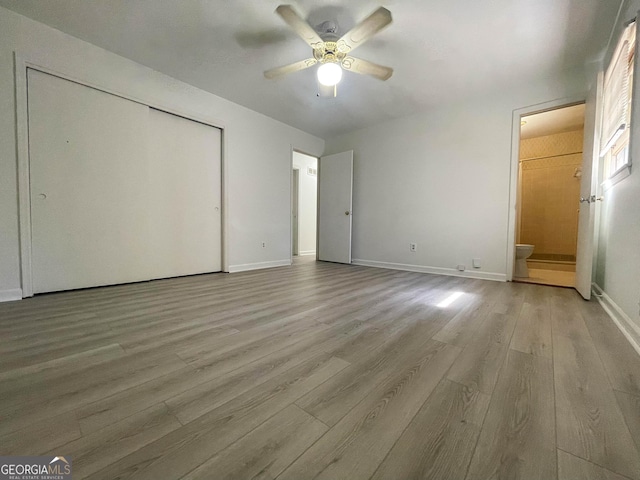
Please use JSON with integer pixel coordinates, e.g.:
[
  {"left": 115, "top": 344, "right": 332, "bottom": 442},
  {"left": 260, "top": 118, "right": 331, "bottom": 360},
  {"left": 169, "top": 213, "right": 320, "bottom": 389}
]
[{"left": 313, "top": 41, "right": 348, "bottom": 64}]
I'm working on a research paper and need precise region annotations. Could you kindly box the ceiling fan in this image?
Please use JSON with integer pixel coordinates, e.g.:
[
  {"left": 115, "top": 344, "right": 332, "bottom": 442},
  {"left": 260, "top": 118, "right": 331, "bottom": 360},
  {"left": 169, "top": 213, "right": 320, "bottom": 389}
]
[{"left": 264, "top": 5, "right": 393, "bottom": 92}]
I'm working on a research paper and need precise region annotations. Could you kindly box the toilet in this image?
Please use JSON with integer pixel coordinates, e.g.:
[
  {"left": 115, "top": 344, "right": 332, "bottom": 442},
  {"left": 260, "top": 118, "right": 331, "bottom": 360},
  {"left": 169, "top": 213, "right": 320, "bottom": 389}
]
[{"left": 515, "top": 244, "right": 535, "bottom": 278}]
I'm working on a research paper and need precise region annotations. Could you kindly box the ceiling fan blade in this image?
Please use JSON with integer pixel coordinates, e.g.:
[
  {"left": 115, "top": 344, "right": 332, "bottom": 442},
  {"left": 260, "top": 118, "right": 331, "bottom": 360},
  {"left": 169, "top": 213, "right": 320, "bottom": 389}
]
[
  {"left": 337, "top": 7, "right": 392, "bottom": 54},
  {"left": 275, "top": 5, "right": 324, "bottom": 49},
  {"left": 342, "top": 57, "right": 393, "bottom": 81},
  {"left": 264, "top": 58, "right": 318, "bottom": 79}
]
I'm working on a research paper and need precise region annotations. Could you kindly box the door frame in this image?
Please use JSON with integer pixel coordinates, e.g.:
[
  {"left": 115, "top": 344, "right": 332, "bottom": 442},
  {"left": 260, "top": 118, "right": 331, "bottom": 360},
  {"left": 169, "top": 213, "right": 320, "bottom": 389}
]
[
  {"left": 14, "top": 53, "right": 228, "bottom": 297},
  {"left": 290, "top": 148, "right": 319, "bottom": 263},
  {"left": 292, "top": 167, "right": 300, "bottom": 256},
  {"left": 506, "top": 95, "right": 586, "bottom": 281}
]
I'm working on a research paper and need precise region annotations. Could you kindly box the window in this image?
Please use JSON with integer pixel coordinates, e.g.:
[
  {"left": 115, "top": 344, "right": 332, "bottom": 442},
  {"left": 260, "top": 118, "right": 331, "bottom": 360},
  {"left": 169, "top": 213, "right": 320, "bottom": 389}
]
[{"left": 601, "top": 20, "right": 636, "bottom": 186}]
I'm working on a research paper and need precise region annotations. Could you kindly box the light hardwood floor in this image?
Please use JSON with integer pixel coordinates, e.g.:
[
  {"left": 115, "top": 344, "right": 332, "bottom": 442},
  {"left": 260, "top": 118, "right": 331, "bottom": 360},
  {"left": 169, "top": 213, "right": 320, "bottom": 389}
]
[{"left": 1, "top": 258, "right": 639, "bottom": 480}]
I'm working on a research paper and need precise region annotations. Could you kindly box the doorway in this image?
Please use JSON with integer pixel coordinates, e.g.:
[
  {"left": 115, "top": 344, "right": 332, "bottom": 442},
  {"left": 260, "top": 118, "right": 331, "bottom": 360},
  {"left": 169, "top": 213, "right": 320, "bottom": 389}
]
[
  {"left": 292, "top": 151, "right": 318, "bottom": 258},
  {"left": 514, "top": 103, "right": 586, "bottom": 287}
]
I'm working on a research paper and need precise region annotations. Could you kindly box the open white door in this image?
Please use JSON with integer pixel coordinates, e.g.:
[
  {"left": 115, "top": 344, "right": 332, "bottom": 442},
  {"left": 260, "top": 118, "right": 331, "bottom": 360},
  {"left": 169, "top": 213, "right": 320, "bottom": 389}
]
[
  {"left": 318, "top": 151, "right": 353, "bottom": 264},
  {"left": 575, "top": 72, "right": 603, "bottom": 299}
]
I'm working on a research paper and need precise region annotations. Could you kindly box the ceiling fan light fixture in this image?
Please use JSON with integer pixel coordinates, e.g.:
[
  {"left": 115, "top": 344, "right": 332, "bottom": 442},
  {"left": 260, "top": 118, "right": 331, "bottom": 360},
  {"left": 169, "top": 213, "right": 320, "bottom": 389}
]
[
  {"left": 263, "top": 6, "right": 393, "bottom": 83},
  {"left": 317, "top": 63, "right": 343, "bottom": 86}
]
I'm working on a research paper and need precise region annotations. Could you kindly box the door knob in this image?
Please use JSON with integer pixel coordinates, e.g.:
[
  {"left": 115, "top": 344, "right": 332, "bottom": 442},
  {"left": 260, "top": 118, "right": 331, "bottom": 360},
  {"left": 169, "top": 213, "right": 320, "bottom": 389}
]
[
  {"left": 38, "top": 193, "right": 47, "bottom": 200},
  {"left": 345, "top": 211, "right": 350, "bottom": 216},
  {"left": 580, "top": 195, "right": 604, "bottom": 204}
]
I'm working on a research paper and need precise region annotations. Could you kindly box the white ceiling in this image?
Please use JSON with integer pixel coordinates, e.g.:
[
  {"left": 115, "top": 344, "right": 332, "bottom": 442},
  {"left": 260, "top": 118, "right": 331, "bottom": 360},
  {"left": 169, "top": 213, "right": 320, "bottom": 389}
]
[
  {"left": 521, "top": 103, "right": 586, "bottom": 139},
  {"left": 0, "top": 0, "right": 622, "bottom": 138}
]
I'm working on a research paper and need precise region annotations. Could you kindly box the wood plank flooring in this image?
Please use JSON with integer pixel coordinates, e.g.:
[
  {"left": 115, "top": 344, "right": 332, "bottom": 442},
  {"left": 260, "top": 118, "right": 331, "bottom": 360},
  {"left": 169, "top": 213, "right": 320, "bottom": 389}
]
[{"left": 1, "top": 257, "right": 639, "bottom": 480}]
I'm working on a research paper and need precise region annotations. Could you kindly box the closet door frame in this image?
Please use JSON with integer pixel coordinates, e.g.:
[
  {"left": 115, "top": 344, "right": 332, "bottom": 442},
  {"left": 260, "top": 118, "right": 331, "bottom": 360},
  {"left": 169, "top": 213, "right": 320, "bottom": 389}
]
[{"left": 14, "top": 53, "right": 228, "bottom": 297}]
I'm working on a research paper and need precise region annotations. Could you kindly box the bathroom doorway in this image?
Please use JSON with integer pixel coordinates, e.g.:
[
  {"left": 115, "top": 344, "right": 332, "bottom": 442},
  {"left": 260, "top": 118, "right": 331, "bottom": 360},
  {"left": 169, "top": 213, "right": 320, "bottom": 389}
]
[{"left": 514, "top": 103, "right": 586, "bottom": 287}]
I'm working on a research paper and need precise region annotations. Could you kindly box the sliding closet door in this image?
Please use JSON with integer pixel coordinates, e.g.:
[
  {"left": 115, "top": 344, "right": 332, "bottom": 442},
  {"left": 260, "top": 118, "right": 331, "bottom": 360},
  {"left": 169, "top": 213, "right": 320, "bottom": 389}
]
[
  {"left": 146, "top": 108, "right": 221, "bottom": 278},
  {"left": 29, "top": 69, "right": 152, "bottom": 293},
  {"left": 28, "top": 69, "right": 221, "bottom": 294}
]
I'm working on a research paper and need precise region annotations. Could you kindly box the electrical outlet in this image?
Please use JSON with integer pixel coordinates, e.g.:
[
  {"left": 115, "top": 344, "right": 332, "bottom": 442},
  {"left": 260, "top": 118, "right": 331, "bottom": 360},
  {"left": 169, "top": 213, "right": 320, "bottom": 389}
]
[
  {"left": 409, "top": 243, "right": 417, "bottom": 252},
  {"left": 261, "top": 241, "right": 266, "bottom": 248},
  {"left": 473, "top": 258, "right": 481, "bottom": 269},
  {"left": 457, "top": 264, "right": 466, "bottom": 271}
]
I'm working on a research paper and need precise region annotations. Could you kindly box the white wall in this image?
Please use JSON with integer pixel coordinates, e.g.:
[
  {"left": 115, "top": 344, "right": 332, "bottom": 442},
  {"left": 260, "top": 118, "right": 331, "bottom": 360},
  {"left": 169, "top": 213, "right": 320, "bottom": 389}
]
[
  {"left": 324, "top": 70, "right": 587, "bottom": 281},
  {"left": 292, "top": 152, "right": 317, "bottom": 256},
  {"left": 0, "top": 6, "right": 324, "bottom": 299},
  {"left": 594, "top": 1, "right": 640, "bottom": 345}
]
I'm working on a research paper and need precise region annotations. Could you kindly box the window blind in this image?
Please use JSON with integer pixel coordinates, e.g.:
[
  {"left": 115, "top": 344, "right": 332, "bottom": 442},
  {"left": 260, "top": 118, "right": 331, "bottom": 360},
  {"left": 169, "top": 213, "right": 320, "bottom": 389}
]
[{"left": 601, "top": 22, "right": 635, "bottom": 155}]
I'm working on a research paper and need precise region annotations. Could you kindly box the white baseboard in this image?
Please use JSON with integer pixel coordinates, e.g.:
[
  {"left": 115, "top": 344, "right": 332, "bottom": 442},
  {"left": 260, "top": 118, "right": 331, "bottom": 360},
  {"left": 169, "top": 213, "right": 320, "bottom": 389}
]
[
  {"left": 592, "top": 283, "right": 640, "bottom": 356},
  {"left": 228, "top": 259, "right": 292, "bottom": 273},
  {"left": 299, "top": 250, "right": 316, "bottom": 256},
  {"left": 0, "top": 288, "right": 23, "bottom": 302},
  {"left": 352, "top": 259, "right": 506, "bottom": 282}
]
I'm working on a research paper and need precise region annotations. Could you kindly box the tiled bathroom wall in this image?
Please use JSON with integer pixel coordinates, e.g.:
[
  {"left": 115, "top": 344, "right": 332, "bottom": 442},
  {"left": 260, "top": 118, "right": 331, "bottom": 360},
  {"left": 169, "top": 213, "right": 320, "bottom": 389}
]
[{"left": 518, "top": 129, "right": 584, "bottom": 260}]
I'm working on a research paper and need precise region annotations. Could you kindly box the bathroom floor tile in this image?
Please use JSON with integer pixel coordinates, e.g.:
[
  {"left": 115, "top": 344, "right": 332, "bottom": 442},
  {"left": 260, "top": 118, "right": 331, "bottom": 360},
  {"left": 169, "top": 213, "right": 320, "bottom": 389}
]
[{"left": 514, "top": 269, "right": 575, "bottom": 288}]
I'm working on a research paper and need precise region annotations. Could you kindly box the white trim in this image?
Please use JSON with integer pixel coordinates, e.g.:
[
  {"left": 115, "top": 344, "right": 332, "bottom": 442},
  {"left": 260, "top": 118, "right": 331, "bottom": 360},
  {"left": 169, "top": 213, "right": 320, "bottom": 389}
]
[
  {"left": 221, "top": 129, "right": 230, "bottom": 273},
  {"left": 14, "top": 52, "right": 228, "bottom": 290},
  {"left": 15, "top": 54, "right": 33, "bottom": 297},
  {"left": 507, "top": 95, "right": 587, "bottom": 282},
  {"left": 352, "top": 259, "right": 506, "bottom": 282},
  {"left": 603, "top": 162, "right": 632, "bottom": 190},
  {"left": 0, "top": 289, "right": 23, "bottom": 303},
  {"left": 290, "top": 145, "right": 296, "bottom": 264},
  {"left": 592, "top": 283, "right": 640, "bottom": 356},
  {"left": 299, "top": 250, "right": 316, "bottom": 256},
  {"left": 292, "top": 164, "right": 300, "bottom": 258},
  {"left": 228, "top": 260, "right": 292, "bottom": 273}
]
